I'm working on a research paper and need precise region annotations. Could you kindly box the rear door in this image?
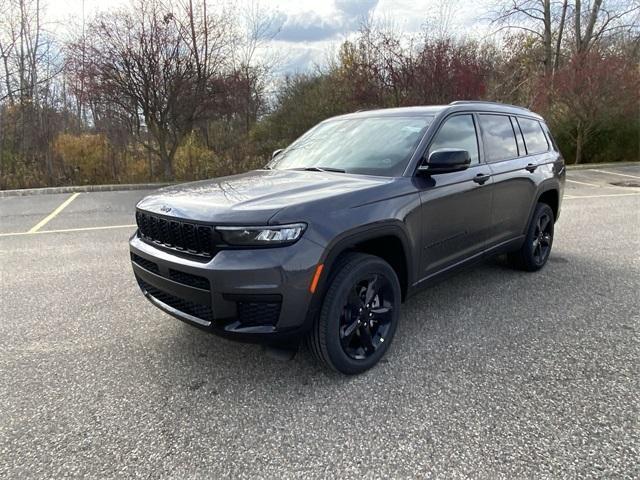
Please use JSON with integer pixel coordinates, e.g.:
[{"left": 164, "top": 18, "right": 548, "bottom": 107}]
[
  {"left": 417, "top": 113, "right": 493, "bottom": 278},
  {"left": 479, "top": 113, "right": 538, "bottom": 247}
]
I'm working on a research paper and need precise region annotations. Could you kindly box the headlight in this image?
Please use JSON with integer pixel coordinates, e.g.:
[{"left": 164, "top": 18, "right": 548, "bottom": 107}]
[{"left": 216, "top": 223, "right": 306, "bottom": 246}]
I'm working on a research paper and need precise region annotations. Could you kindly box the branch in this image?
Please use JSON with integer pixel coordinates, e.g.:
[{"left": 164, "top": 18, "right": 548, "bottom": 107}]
[{"left": 490, "top": 24, "right": 545, "bottom": 39}]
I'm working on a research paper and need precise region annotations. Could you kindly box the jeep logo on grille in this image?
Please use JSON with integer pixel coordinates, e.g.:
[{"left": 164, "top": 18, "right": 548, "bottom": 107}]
[{"left": 159, "top": 205, "right": 172, "bottom": 213}]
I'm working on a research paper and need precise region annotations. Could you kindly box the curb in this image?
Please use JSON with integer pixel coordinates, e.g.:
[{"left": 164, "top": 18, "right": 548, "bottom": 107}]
[
  {"left": 565, "top": 161, "right": 639, "bottom": 170},
  {"left": 0, "top": 183, "right": 174, "bottom": 198}
]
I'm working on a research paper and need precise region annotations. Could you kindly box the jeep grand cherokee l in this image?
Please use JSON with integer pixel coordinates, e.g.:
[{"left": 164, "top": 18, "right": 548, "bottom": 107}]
[{"left": 130, "top": 101, "right": 565, "bottom": 374}]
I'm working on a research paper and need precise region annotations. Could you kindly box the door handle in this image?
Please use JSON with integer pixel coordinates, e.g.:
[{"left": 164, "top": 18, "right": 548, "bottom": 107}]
[
  {"left": 473, "top": 173, "right": 491, "bottom": 185},
  {"left": 525, "top": 163, "right": 538, "bottom": 173}
]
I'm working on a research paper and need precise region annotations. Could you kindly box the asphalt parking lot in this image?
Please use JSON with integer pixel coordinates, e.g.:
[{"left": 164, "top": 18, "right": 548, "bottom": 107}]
[{"left": 1, "top": 165, "right": 639, "bottom": 478}]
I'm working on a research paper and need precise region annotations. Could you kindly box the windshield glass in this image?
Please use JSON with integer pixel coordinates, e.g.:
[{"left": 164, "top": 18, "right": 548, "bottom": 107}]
[{"left": 268, "top": 115, "right": 434, "bottom": 177}]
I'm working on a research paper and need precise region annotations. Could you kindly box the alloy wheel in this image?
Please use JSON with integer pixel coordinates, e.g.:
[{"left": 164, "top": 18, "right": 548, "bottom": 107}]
[
  {"left": 339, "top": 274, "right": 395, "bottom": 360},
  {"left": 532, "top": 212, "right": 552, "bottom": 265}
]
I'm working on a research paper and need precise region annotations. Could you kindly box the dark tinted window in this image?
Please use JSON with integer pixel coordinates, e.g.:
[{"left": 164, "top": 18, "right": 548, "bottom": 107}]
[
  {"left": 428, "top": 114, "right": 479, "bottom": 164},
  {"left": 479, "top": 114, "right": 518, "bottom": 162},
  {"left": 542, "top": 123, "right": 559, "bottom": 151},
  {"left": 518, "top": 118, "right": 549, "bottom": 154}
]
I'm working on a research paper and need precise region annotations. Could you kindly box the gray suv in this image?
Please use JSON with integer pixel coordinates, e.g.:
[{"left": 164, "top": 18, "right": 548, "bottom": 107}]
[{"left": 130, "top": 101, "right": 565, "bottom": 374}]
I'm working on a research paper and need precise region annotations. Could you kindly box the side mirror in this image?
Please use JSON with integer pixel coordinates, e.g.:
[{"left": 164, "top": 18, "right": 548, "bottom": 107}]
[
  {"left": 418, "top": 148, "right": 471, "bottom": 175},
  {"left": 272, "top": 148, "right": 284, "bottom": 159}
]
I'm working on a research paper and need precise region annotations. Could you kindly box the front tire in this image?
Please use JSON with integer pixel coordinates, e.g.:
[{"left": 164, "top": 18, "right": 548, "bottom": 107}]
[
  {"left": 308, "top": 253, "right": 401, "bottom": 374},
  {"left": 508, "top": 202, "right": 555, "bottom": 271}
]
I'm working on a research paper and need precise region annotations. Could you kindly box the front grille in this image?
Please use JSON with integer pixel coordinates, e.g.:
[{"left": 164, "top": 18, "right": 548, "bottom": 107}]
[
  {"left": 169, "top": 269, "right": 209, "bottom": 290},
  {"left": 130, "top": 253, "right": 159, "bottom": 274},
  {"left": 137, "top": 277, "right": 213, "bottom": 322},
  {"left": 237, "top": 301, "right": 281, "bottom": 326},
  {"left": 136, "top": 210, "right": 217, "bottom": 258}
]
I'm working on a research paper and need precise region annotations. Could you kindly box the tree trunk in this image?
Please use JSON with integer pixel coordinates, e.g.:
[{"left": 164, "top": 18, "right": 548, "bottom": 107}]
[
  {"left": 543, "top": 0, "right": 553, "bottom": 76},
  {"left": 147, "top": 146, "right": 153, "bottom": 181},
  {"left": 160, "top": 151, "right": 173, "bottom": 180},
  {"left": 575, "top": 128, "right": 583, "bottom": 165},
  {"left": 159, "top": 148, "right": 173, "bottom": 179},
  {"left": 553, "top": 0, "right": 568, "bottom": 72},
  {"left": 0, "top": 43, "right": 14, "bottom": 104},
  {"left": 575, "top": 0, "right": 582, "bottom": 53},
  {"left": 582, "top": 0, "right": 603, "bottom": 53}
]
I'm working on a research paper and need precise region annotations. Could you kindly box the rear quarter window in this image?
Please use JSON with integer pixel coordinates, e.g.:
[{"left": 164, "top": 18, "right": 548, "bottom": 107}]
[
  {"left": 518, "top": 117, "right": 549, "bottom": 154},
  {"left": 542, "top": 123, "right": 560, "bottom": 152}
]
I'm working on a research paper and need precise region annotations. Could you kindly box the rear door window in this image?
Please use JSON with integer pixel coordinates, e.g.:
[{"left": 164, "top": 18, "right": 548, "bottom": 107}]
[
  {"left": 518, "top": 117, "right": 549, "bottom": 154},
  {"left": 478, "top": 114, "right": 518, "bottom": 162}
]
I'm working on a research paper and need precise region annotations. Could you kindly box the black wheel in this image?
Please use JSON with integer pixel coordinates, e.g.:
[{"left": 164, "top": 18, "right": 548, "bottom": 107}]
[
  {"left": 508, "top": 202, "right": 555, "bottom": 271},
  {"left": 307, "top": 253, "right": 401, "bottom": 374}
]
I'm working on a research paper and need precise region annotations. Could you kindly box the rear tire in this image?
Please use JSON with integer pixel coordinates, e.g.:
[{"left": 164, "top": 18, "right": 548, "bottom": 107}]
[
  {"left": 307, "top": 253, "right": 401, "bottom": 375},
  {"left": 508, "top": 202, "right": 555, "bottom": 271}
]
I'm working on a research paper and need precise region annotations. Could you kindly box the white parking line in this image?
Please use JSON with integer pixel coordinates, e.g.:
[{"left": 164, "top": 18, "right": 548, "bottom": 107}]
[
  {"left": 564, "top": 192, "right": 640, "bottom": 200},
  {"left": 27, "top": 193, "right": 81, "bottom": 233},
  {"left": 589, "top": 169, "right": 640, "bottom": 180},
  {"left": 566, "top": 179, "right": 599, "bottom": 187},
  {"left": 0, "top": 224, "right": 136, "bottom": 238}
]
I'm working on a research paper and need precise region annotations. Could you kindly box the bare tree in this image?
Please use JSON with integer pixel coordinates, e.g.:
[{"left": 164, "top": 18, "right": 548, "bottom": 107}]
[
  {"left": 491, "top": 0, "right": 569, "bottom": 75},
  {"left": 0, "top": 0, "right": 63, "bottom": 181},
  {"left": 74, "top": 0, "right": 234, "bottom": 178},
  {"left": 424, "top": 0, "right": 460, "bottom": 40},
  {"left": 492, "top": 0, "right": 640, "bottom": 68},
  {"left": 574, "top": 0, "right": 639, "bottom": 53},
  {"left": 231, "top": 0, "right": 281, "bottom": 132}
]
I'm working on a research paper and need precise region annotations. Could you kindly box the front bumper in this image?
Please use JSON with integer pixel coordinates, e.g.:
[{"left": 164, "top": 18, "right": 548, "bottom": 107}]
[{"left": 129, "top": 232, "right": 325, "bottom": 344}]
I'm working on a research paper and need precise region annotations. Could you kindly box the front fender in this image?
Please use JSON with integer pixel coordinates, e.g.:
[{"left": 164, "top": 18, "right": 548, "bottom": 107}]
[{"left": 300, "top": 221, "right": 416, "bottom": 332}]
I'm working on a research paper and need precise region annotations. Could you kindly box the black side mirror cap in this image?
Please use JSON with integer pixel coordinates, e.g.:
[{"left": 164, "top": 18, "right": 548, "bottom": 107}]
[
  {"left": 418, "top": 148, "right": 471, "bottom": 175},
  {"left": 272, "top": 148, "right": 284, "bottom": 159}
]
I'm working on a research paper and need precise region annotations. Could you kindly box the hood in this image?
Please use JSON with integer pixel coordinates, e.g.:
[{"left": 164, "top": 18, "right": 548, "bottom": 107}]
[{"left": 136, "top": 169, "right": 392, "bottom": 224}]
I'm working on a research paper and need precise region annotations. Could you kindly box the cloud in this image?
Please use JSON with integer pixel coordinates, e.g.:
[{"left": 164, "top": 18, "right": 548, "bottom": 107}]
[
  {"left": 277, "top": 12, "right": 345, "bottom": 42},
  {"left": 335, "top": 0, "right": 379, "bottom": 17},
  {"left": 276, "top": 0, "right": 379, "bottom": 42}
]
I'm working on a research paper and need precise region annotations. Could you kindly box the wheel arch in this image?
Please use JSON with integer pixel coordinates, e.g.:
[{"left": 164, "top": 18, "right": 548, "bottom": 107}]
[
  {"left": 526, "top": 181, "right": 561, "bottom": 231},
  {"left": 301, "top": 222, "right": 414, "bottom": 335},
  {"left": 538, "top": 189, "right": 559, "bottom": 221},
  {"left": 320, "top": 222, "right": 413, "bottom": 301}
]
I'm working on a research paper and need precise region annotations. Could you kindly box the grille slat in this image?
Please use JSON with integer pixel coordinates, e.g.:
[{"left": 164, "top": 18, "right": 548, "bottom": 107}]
[
  {"left": 137, "top": 277, "right": 213, "bottom": 322},
  {"left": 131, "top": 253, "right": 210, "bottom": 291},
  {"left": 169, "top": 269, "right": 210, "bottom": 290},
  {"left": 130, "top": 253, "right": 159, "bottom": 274},
  {"left": 136, "top": 210, "right": 216, "bottom": 258}
]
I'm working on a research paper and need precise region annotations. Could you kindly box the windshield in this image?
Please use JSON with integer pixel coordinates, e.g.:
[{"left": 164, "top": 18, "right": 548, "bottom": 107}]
[{"left": 268, "top": 115, "right": 434, "bottom": 177}]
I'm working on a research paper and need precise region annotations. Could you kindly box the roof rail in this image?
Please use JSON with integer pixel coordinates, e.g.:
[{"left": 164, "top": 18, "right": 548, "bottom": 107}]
[{"left": 449, "top": 100, "right": 531, "bottom": 111}]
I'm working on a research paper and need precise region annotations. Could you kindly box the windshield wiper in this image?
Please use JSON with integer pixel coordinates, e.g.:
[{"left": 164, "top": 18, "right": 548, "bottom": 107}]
[{"left": 292, "top": 166, "right": 346, "bottom": 173}]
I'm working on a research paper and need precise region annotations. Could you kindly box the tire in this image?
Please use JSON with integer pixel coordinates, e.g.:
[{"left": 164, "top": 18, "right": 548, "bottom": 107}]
[
  {"left": 307, "top": 252, "right": 401, "bottom": 374},
  {"left": 508, "top": 202, "right": 555, "bottom": 271}
]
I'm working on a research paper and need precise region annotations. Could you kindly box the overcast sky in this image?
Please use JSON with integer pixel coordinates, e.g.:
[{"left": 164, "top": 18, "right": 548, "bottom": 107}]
[{"left": 44, "top": 0, "right": 494, "bottom": 74}]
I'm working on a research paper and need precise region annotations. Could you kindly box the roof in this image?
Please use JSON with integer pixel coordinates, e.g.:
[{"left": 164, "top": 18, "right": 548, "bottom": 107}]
[
  {"left": 334, "top": 105, "right": 447, "bottom": 120},
  {"left": 328, "top": 101, "right": 543, "bottom": 122}
]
